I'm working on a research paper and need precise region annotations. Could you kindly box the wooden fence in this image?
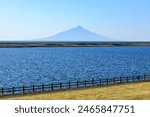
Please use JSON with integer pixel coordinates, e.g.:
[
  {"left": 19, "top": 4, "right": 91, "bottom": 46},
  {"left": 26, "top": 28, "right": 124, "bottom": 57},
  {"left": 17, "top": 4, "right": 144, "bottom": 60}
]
[{"left": 0, "top": 74, "right": 150, "bottom": 96}]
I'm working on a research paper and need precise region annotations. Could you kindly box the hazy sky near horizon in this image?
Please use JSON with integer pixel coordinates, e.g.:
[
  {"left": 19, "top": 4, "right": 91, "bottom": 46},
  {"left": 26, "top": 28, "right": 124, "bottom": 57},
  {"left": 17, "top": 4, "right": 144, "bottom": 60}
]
[{"left": 0, "top": 0, "right": 150, "bottom": 41}]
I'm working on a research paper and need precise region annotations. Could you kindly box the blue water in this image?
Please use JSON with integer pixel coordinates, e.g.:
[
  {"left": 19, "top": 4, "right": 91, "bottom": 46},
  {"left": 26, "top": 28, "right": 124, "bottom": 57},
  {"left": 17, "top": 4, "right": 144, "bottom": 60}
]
[{"left": 0, "top": 46, "right": 150, "bottom": 88}]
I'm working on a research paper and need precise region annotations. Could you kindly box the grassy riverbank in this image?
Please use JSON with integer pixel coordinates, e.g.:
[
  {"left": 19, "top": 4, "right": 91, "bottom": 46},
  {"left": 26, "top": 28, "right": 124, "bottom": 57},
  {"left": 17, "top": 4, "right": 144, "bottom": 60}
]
[{"left": 1, "top": 82, "right": 150, "bottom": 100}]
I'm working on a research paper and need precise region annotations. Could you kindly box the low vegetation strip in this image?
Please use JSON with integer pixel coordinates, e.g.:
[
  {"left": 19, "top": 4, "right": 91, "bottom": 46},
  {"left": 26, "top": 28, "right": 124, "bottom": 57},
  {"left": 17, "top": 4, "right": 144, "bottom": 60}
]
[
  {"left": 0, "top": 42, "right": 150, "bottom": 48},
  {"left": 2, "top": 82, "right": 150, "bottom": 100}
]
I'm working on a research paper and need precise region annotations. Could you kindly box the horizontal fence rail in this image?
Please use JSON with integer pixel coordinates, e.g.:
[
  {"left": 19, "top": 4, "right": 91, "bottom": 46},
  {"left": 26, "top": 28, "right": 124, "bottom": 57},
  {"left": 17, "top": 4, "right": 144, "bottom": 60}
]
[{"left": 0, "top": 74, "right": 150, "bottom": 96}]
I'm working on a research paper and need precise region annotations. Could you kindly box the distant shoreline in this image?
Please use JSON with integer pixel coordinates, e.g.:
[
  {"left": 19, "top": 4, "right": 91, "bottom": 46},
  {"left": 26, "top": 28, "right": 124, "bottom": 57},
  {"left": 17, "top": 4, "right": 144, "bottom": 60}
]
[{"left": 0, "top": 42, "right": 150, "bottom": 48}]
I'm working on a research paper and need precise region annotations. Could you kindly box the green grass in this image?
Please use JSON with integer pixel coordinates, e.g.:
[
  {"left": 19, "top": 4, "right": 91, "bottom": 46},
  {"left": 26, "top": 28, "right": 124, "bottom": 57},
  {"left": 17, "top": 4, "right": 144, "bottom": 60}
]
[{"left": 1, "top": 82, "right": 150, "bottom": 100}]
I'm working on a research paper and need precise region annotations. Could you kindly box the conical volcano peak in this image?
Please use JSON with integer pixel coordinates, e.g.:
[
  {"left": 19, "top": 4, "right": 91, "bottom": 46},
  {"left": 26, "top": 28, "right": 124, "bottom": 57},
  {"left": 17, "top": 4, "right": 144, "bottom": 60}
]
[
  {"left": 36, "top": 26, "right": 115, "bottom": 42},
  {"left": 71, "top": 26, "right": 87, "bottom": 31},
  {"left": 76, "top": 26, "right": 84, "bottom": 29},
  {"left": 68, "top": 26, "right": 95, "bottom": 34}
]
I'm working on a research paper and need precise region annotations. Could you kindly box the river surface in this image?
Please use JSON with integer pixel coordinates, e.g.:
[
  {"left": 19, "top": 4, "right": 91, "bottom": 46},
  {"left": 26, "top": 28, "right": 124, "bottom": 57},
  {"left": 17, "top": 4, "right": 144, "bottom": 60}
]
[{"left": 0, "top": 46, "right": 150, "bottom": 87}]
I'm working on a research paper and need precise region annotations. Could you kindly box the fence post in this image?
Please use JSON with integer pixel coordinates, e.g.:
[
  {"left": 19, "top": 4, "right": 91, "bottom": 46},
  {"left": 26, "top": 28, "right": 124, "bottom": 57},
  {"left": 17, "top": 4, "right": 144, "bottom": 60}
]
[
  {"left": 126, "top": 76, "right": 128, "bottom": 83},
  {"left": 32, "top": 85, "right": 35, "bottom": 92},
  {"left": 92, "top": 78, "right": 94, "bottom": 86},
  {"left": 68, "top": 82, "right": 71, "bottom": 88},
  {"left": 12, "top": 87, "right": 15, "bottom": 94},
  {"left": 77, "top": 81, "right": 79, "bottom": 87},
  {"left": 99, "top": 78, "right": 101, "bottom": 85},
  {"left": 144, "top": 74, "right": 146, "bottom": 80},
  {"left": 120, "top": 77, "right": 122, "bottom": 83},
  {"left": 132, "top": 76, "right": 134, "bottom": 82},
  {"left": 23, "top": 86, "right": 25, "bottom": 94},
  {"left": 107, "top": 78, "right": 109, "bottom": 85},
  {"left": 138, "top": 76, "right": 140, "bottom": 82},
  {"left": 42, "top": 84, "right": 44, "bottom": 92},
  {"left": 113, "top": 78, "right": 115, "bottom": 84},
  {"left": 148, "top": 75, "right": 150, "bottom": 80},
  {"left": 2, "top": 88, "right": 4, "bottom": 95},
  {"left": 85, "top": 80, "right": 87, "bottom": 87},
  {"left": 51, "top": 83, "right": 53, "bottom": 91},
  {"left": 60, "top": 82, "right": 62, "bottom": 90}
]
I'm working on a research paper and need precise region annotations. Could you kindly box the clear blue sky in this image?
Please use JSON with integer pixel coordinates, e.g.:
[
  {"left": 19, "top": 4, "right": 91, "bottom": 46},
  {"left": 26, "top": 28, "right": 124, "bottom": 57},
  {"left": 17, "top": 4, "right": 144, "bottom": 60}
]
[{"left": 0, "top": 0, "right": 150, "bottom": 41}]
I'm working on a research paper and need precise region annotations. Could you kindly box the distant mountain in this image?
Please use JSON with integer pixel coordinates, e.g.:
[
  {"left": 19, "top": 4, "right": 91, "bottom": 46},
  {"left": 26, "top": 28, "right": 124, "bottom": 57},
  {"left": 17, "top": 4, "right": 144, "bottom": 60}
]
[{"left": 36, "top": 26, "right": 114, "bottom": 42}]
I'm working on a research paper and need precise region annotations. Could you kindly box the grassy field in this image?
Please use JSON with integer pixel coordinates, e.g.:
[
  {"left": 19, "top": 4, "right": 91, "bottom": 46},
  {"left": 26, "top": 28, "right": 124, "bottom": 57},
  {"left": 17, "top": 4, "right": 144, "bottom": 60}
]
[{"left": 1, "top": 82, "right": 150, "bottom": 100}]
